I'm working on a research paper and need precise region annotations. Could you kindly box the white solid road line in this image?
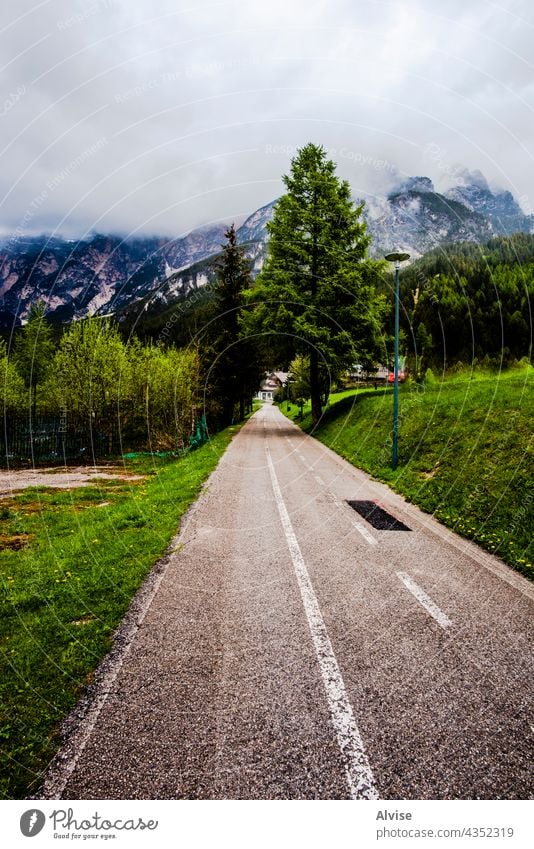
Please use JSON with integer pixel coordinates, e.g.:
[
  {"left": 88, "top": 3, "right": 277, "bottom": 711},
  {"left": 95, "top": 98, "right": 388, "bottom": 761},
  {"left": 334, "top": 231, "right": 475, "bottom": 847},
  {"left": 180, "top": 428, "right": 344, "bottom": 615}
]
[
  {"left": 396, "top": 571, "right": 452, "bottom": 629},
  {"left": 266, "top": 444, "right": 379, "bottom": 800}
]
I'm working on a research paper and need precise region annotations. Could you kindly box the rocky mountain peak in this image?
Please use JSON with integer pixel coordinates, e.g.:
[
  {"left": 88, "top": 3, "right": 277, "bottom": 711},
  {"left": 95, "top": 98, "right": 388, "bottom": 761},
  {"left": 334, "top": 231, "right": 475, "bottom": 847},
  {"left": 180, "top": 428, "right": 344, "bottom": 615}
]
[
  {"left": 444, "top": 173, "right": 533, "bottom": 235},
  {"left": 389, "top": 176, "right": 435, "bottom": 196}
]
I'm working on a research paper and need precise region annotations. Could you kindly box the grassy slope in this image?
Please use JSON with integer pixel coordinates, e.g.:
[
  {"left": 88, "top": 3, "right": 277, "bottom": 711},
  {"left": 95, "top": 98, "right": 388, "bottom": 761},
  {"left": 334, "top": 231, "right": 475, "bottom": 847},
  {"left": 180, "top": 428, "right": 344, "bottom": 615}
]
[
  {"left": 0, "top": 425, "right": 240, "bottom": 799},
  {"left": 285, "top": 369, "right": 533, "bottom": 580},
  {"left": 278, "top": 387, "right": 369, "bottom": 423}
]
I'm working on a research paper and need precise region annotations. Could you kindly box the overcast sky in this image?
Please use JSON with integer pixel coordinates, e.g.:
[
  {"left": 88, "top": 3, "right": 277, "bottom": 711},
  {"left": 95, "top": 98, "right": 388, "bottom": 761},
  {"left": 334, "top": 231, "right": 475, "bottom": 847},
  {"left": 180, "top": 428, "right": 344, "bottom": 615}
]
[{"left": 1, "top": 0, "right": 533, "bottom": 240}]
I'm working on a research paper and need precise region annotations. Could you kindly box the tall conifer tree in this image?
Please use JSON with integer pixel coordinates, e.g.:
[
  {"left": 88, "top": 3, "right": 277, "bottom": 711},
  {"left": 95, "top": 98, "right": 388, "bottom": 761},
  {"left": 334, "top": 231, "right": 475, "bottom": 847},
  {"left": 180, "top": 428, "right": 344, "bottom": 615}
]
[
  {"left": 247, "top": 143, "right": 384, "bottom": 424},
  {"left": 210, "top": 225, "right": 261, "bottom": 425}
]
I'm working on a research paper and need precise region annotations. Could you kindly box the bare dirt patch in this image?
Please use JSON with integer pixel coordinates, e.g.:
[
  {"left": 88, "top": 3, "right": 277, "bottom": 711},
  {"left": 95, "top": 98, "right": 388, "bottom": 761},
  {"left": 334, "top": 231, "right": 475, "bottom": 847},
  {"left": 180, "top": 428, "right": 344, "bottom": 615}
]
[
  {"left": 0, "top": 466, "right": 145, "bottom": 498},
  {"left": 0, "top": 533, "right": 32, "bottom": 550}
]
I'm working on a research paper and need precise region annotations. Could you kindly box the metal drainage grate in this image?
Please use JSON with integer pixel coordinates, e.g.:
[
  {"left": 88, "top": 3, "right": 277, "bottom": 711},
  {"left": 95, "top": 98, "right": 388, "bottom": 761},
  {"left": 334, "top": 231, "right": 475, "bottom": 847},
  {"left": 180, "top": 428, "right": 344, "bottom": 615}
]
[{"left": 346, "top": 500, "right": 411, "bottom": 531}]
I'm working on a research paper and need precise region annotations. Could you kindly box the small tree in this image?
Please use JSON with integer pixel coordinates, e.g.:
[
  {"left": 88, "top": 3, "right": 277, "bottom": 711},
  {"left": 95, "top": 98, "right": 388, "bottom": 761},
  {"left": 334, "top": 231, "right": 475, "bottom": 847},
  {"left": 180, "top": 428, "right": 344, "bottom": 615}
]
[
  {"left": 0, "top": 339, "right": 26, "bottom": 413},
  {"left": 127, "top": 342, "right": 199, "bottom": 448},
  {"left": 13, "top": 302, "right": 55, "bottom": 416},
  {"left": 415, "top": 321, "right": 433, "bottom": 378},
  {"left": 247, "top": 143, "right": 385, "bottom": 425},
  {"left": 289, "top": 354, "right": 311, "bottom": 417},
  {"left": 49, "top": 317, "right": 130, "bottom": 448}
]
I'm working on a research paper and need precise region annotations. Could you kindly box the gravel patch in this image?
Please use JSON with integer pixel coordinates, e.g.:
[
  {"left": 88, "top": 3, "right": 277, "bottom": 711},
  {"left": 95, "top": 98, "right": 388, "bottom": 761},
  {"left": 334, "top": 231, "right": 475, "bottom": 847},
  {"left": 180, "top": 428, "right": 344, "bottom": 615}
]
[{"left": 0, "top": 466, "right": 144, "bottom": 497}]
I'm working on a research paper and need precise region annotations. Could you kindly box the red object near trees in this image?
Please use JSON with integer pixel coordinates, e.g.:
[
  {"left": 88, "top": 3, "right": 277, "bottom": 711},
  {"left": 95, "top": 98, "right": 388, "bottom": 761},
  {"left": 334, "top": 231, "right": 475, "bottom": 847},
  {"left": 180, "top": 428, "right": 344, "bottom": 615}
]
[{"left": 388, "top": 371, "right": 406, "bottom": 383}]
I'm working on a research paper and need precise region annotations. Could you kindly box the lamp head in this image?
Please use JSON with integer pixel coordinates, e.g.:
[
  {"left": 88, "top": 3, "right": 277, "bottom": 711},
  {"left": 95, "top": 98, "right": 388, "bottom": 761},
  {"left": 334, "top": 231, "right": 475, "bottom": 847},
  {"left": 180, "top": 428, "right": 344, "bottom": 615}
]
[{"left": 384, "top": 251, "right": 411, "bottom": 269}]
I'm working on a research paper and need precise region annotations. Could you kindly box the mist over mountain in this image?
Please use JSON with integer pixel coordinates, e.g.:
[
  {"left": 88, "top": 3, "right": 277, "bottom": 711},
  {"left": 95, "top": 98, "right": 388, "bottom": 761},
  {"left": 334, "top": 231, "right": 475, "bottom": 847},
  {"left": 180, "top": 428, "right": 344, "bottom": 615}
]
[{"left": 1, "top": 170, "right": 532, "bottom": 329}]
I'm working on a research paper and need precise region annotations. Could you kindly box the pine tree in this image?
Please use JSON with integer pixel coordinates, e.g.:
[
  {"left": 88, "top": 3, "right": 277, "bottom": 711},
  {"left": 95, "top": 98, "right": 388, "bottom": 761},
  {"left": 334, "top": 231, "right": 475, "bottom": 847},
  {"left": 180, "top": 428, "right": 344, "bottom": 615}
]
[
  {"left": 209, "top": 225, "right": 261, "bottom": 425},
  {"left": 247, "top": 143, "right": 385, "bottom": 425}
]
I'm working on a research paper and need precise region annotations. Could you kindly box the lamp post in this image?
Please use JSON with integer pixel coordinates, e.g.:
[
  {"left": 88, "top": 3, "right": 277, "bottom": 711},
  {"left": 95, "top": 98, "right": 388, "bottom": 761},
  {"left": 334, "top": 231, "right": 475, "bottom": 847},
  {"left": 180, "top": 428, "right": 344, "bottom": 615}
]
[{"left": 384, "top": 251, "right": 410, "bottom": 470}]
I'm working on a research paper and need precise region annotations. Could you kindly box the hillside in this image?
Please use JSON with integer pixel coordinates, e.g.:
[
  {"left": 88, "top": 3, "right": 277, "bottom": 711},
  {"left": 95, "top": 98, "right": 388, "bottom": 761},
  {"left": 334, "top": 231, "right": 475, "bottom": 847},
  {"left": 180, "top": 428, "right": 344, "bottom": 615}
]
[
  {"left": 394, "top": 233, "right": 534, "bottom": 368},
  {"left": 288, "top": 368, "right": 533, "bottom": 579},
  {"left": 0, "top": 227, "right": 227, "bottom": 327}
]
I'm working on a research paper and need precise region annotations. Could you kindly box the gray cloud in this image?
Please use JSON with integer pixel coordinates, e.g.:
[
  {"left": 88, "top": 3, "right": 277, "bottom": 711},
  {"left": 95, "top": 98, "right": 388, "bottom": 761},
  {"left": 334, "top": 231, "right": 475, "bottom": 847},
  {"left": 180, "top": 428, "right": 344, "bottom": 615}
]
[{"left": 1, "top": 0, "right": 533, "bottom": 239}]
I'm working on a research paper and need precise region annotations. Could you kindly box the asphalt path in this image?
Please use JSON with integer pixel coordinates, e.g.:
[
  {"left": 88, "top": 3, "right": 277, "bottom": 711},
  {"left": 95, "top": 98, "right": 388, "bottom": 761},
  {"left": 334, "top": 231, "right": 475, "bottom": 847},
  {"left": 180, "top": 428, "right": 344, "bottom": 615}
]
[{"left": 40, "top": 403, "right": 534, "bottom": 799}]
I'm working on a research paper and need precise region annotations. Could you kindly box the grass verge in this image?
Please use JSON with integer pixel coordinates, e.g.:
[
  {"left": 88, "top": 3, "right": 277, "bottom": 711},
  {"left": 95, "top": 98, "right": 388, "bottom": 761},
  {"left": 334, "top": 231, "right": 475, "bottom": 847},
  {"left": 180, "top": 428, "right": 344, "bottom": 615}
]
[
  {"left": 276, "top": 386, "right": 373, "bottom": 424},
  {"left": 0, "top": 424, "right": 241, "bottom": 799},
  {"left": 283, "top": 369, "right": 533, "bottom": 580}
]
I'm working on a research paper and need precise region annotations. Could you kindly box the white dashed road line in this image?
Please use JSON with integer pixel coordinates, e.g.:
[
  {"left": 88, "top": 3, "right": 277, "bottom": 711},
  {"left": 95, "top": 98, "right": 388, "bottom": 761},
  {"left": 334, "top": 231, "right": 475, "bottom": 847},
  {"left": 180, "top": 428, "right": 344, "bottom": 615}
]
[
  {"left": 266, "top": 445, "right": 379, "bottom": 800},
  {"left": 331, "top": 494, "right": 378, "bottom": 546},
  {"left": 291, "top": 445, "right": 378, "bottom": 547},
  {"left": 351, "top": 520, "right": 378, "bottom": 546},
  {"left": 396, "top": 571, "right": 452, "bottom": 629}
]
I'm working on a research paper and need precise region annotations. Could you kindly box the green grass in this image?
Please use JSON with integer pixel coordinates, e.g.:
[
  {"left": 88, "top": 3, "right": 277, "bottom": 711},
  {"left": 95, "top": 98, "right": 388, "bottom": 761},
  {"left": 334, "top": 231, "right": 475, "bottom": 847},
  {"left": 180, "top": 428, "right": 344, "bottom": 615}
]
[
  {"left": 277, "top": 386, "right": 374, "bottom": 424},
  {"left": 0, "top": 425, "right": 241, "bottom": 799},
  {"left": 282, "top": 369, "right": 533, "bottom": 580}
]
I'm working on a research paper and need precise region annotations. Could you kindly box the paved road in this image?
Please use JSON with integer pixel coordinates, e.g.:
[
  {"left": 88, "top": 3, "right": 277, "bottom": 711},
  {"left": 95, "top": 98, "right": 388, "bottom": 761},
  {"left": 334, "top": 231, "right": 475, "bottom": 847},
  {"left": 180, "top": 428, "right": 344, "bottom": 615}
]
[{"left": 40, "top": 404, "right": 534, "bottom": 799}]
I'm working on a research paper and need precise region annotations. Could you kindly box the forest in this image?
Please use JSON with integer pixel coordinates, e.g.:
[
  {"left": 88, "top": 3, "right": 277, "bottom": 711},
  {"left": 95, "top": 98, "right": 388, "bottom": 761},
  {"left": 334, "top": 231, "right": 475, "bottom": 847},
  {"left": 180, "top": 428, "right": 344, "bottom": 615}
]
[{"left": 396, "top": 233, "right": 534, "bottom": 374}]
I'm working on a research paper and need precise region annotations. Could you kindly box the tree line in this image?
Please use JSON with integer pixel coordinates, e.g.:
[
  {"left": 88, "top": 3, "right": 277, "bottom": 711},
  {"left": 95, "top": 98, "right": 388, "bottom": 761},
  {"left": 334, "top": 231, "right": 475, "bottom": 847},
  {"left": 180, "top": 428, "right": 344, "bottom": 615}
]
[
  {"left": 0, "top": 224, "right": 266, "bottom": 451},
  {"left": 2, "top": 144, "right": 532, "bottom": 452},
  {"left": 1, "top": 305, "right": 200, "bottom": 450}
]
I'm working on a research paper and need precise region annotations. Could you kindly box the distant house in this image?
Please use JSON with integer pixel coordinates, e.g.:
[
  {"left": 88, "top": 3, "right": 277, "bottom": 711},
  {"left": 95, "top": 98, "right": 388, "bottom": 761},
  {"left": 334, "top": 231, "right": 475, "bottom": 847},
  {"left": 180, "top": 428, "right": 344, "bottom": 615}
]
[
  {"left": 257, "top": 371, "right": 289, "bottom": 401},
  {"left": 369, "top": 364, "right": 389, "bottom": 382},
  {"left": 347, "top": 363, "right": 389, "bottom": 382}
]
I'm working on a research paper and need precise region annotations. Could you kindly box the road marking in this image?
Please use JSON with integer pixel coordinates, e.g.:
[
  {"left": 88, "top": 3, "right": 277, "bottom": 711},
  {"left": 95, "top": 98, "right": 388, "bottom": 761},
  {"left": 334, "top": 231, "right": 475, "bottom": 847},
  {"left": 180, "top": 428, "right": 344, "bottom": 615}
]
[
  {"left": 352, "top": 520, "right": 378, "bottom": 546},
  {"left": 314, "top": 474, "right": 326, "bottom": 487},
  {"left": 275, "top": 407, "right": 534, "bottom": 604},
  {"left": 266, "top": 445, "right": 379, "bottom": 800},
  {"left": 296, "top": 452, "right": 312, "bottom": 470},
  {"left": 331, "top": 494, "right": 378, "bottom": 546},
  {"left": 396, "top": 571, "right": 452, "bottom": 629}
]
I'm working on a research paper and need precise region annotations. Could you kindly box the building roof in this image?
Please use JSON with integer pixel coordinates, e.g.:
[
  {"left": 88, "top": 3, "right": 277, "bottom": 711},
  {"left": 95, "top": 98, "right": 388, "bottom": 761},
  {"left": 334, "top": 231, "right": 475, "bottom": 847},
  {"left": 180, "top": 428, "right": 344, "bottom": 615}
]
[
  {"left": 258, "top": 371, "right": 291, "bottom": 393},
  {"left": 259, "top": 378, "right": 279, "bottom": 391}
]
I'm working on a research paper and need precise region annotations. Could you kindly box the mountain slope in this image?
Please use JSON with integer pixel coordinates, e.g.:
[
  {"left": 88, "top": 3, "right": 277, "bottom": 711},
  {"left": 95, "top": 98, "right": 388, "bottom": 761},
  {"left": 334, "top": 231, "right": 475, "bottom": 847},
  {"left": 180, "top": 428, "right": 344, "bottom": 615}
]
[
  {"left": 1, "top": 171, "right": 532, "bottom": 327},
  {"left": 0, "top": 226, "right": 227, "bottom": 325}
]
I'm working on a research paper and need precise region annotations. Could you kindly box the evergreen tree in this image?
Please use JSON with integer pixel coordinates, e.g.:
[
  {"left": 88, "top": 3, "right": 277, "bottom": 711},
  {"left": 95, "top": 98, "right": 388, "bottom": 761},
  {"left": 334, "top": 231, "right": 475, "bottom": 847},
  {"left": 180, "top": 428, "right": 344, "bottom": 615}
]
[
  {"left": 246, "top": 143, "right": 384, "bottom": 425},
  {"left": 209, "top": 225, "right": 261, "bottom": 425},
  {"left": 12, "top": 301, "right": 55, "bottom": 417}
]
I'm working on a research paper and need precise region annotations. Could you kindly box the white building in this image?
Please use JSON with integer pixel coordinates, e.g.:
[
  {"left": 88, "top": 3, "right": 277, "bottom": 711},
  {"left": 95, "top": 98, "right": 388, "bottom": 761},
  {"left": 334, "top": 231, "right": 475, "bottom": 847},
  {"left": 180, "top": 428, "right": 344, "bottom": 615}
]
[{"left": 257, "top": 371, "right": 289, "bottom": 401}]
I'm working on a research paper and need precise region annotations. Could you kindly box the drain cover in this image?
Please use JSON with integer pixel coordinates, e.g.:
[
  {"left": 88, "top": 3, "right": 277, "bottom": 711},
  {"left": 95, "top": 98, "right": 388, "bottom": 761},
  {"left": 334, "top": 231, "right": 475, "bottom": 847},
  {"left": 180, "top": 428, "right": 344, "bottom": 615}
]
[{"left": 347, "top": 500, "right": 411, "bottom": 531}]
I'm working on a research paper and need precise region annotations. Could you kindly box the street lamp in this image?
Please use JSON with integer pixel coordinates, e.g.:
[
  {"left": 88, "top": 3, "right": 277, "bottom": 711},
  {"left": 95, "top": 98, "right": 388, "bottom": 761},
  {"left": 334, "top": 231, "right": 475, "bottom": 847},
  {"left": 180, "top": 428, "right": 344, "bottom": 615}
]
[{"left": 384, "top": 251, "right": 410, "bottom": 470}]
